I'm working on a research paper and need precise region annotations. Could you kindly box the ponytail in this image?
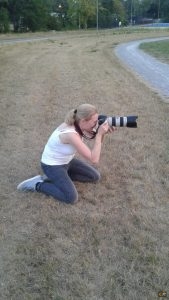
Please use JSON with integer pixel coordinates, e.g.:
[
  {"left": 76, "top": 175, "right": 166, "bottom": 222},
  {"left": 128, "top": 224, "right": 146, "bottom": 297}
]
[
  {"left": 64, "top": 104, "right": 97, "bottom": 126},
  {"left": 64, "top": 109, "right": 76, "bottom": 125}
]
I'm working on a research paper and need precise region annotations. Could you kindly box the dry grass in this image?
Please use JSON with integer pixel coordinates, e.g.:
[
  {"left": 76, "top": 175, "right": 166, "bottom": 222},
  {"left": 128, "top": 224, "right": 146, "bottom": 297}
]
[{"left": 0, "top": 28, "right": 169, "bottom": 300}]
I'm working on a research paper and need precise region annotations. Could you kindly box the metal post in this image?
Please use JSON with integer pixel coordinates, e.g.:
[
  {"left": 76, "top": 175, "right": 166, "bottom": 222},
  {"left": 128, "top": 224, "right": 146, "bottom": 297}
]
[
  {"left": 158, "top": 0, "right": 160, "bottom": 21},
  {"left": 96, "top": 0, "right": 98, "bottom": 31}
]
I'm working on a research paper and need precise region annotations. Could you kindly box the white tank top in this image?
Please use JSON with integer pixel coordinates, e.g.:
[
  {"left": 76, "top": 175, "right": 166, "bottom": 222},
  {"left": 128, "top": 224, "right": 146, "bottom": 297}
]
[{"left": 41, "top": 125, "right": 78, "bottom": 165}]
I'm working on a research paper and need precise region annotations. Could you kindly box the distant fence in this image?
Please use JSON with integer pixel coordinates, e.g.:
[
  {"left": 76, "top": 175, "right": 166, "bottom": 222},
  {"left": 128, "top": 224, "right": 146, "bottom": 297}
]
[{"left": 143, "top": 23, "right": 169, "bottom": 28}]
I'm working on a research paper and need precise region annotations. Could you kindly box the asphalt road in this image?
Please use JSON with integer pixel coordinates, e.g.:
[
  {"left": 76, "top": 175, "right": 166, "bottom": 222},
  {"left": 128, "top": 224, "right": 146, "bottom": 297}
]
[{"left": 115, "top": 37, "right": 169, "bottom": 100}]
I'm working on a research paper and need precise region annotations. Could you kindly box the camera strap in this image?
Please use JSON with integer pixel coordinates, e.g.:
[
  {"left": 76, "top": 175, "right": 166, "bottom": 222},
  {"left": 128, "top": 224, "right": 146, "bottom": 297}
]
[{"left": 74, "top": 121, "right": 97, "bottom": 140}]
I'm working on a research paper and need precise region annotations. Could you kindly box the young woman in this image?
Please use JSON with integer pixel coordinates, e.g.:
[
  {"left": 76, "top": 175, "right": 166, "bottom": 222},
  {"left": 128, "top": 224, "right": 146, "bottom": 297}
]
[{"left": 17, "top": 103, "right": 114, "bottom": 204}]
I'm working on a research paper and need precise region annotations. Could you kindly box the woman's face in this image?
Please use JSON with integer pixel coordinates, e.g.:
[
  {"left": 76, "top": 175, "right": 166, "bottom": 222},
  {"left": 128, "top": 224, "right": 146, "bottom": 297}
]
[{"left": 79, "top": 113, "right": 99, "bottom": 133}]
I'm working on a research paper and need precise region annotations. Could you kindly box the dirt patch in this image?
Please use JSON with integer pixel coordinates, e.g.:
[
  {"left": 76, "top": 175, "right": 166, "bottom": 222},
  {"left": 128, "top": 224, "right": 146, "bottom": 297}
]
[{"left": 0, "top": 29, "right": 169, "bottom": 299}]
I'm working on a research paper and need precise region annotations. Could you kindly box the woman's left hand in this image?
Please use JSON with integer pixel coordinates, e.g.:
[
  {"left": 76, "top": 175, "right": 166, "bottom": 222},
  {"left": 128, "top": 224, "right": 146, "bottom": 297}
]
[{"left": 108, "top": 125, "right": 117, "bottom": 133}]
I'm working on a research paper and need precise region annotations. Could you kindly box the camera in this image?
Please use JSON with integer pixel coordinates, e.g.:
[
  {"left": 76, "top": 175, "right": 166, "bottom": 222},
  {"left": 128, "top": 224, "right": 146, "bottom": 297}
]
[{"left": 98, "top": 115, "right": 138, "bottom": 128}]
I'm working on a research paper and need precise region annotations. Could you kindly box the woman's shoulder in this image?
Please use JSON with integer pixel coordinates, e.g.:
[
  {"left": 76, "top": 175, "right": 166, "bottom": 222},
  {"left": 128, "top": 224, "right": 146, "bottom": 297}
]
[
  {"left": 57, "top": 123, "right": 80, "bottom": 144},
  {"left": 57, "top": 123, "right": 76, "bottom": 133}
]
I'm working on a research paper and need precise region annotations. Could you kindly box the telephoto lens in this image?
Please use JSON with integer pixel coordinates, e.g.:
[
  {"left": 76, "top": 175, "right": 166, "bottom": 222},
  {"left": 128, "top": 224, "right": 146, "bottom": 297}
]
[{"left": 98, "top": 115, "right": 138, "bottom": 128}]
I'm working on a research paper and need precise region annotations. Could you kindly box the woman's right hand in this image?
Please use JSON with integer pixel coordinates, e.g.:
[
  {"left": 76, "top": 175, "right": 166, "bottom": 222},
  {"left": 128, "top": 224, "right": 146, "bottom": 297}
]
[{"left": 97, "top": 121, "right": 109, "bottom": 136}]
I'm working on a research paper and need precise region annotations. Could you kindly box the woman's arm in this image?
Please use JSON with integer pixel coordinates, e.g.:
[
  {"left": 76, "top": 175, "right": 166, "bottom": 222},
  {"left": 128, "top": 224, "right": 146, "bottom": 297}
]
[{"left": 61, "top": 122, "right": 109, "bottom": 164}]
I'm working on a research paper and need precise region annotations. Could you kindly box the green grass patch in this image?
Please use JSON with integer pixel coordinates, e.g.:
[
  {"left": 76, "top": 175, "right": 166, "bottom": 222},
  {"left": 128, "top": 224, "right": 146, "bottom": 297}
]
[{"left": 139, "top": 39, "right": 169, "bottom": 64}]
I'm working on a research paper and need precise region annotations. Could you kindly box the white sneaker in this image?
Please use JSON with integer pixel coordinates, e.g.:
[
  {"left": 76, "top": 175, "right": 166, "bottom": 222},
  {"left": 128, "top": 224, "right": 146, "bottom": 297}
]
[{"left": 17, "top": 175, "right": 43, "bottom": 192}]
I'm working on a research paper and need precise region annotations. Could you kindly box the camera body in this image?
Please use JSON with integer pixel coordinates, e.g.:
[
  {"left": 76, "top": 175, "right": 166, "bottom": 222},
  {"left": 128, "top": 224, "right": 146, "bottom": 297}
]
[{"left": 98, "top": 115, "right": 138, "bottom": 128}]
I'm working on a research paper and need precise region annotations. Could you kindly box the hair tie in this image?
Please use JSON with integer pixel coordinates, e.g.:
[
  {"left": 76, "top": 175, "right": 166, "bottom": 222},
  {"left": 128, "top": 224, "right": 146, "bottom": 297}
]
[{"left": 74, "top": 109, "right": 77, "bottom": 114}]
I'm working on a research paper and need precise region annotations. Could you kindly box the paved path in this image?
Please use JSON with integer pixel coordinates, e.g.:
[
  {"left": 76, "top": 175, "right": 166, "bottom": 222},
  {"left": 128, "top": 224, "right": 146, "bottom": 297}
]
[
  {"left": 0, "top": 36, "right": 53, "bottom": 45},
  {"left": 115, "top": 37, "right": 169, "bottom": 100}
]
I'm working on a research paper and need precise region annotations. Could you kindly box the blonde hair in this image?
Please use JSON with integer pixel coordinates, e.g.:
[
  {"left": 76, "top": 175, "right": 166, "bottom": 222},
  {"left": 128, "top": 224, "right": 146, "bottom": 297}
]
[{"left": 64, "top": 103, "right": 97, "bottom": 125}]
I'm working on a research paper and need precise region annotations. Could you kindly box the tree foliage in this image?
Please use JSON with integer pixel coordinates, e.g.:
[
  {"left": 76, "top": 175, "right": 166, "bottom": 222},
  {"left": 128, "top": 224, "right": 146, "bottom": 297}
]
[
  {"left": 0, "top": 7, "right": 9, "bottom": 32},
  {"left": 7, "top": 0, "right": 50, "bottom": 32},
  {"left": 67, "top": 0, "right": 96, "bottom": 29},
  {"left": 0, "top": 0, "right": 168, "bottom": 33}
]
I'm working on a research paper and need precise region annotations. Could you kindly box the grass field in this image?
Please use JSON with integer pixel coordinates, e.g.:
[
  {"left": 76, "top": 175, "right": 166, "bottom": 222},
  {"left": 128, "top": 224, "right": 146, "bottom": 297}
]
[
  {"left": 140, "top": 39, "right": 169, "bottom": 64},
  {"left": 0, "top": 28, "right": 169, "bottom": 300}
]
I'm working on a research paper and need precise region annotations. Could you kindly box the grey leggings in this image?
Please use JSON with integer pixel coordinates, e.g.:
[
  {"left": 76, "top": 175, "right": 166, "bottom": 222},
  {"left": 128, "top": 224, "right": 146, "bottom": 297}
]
[{"left": 38, "top": 158, "right": 100, "bottom": 204}]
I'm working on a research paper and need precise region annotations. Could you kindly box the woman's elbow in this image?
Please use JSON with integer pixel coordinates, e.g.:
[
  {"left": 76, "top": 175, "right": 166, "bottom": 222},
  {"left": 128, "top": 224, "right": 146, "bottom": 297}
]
[{"left": 90, "top": 156, "right": 100, "bottom": 165}]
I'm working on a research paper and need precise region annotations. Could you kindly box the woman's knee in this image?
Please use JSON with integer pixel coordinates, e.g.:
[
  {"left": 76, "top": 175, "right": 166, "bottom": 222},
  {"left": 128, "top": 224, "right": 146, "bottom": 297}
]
[
  {"left": 52, "top": 193, "right": 78, "bottom": 204},
  {"left": 70, "top": 196, "right": 78, "bottom": 204},
  {"left": 93, "top": 171, "right": 101, "bottom": 182},
  {"left": 66, "top": 194, "right": 78, "bottom": 204},
  {"left": 61, "top": 188, "right": 78, "bottom": 204}
]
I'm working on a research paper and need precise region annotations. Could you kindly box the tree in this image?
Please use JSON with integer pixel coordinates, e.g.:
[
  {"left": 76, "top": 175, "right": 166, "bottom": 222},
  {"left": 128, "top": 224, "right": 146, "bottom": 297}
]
[
  {"left": 22, "top": 0, "right": 49, "bottom": 32},
  {"left": 67, "top": 0, "right": 96, "bottom": 29},
  {"left": 8, "top": 0, "right": 50, "bottom": 32},
  {"left": 0, "top": 0, "right": 8, "bottom": 9},
  {"left": 160, "top": 0, "right": 169, "bottom": 21},
  {"left": 112, "top": 0, "right": 126, "bottom": 25},
  {"left": 79, "top": 0, "right": 96, "bottom": 29},
  {"left": 0, "top": 7, "right": 10, "bottom": 32},
  {"left": 101, "top": 0, "right": 113, "bottom": 13},
  {"left": 8, "top": 0, "right": 24, "bottom": 31},
  {"left": 100, "top": 0, "right": 127, "bottom": 27},
  {"left": 67, "top": 0, "right": 79, "bottom": 28}
]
